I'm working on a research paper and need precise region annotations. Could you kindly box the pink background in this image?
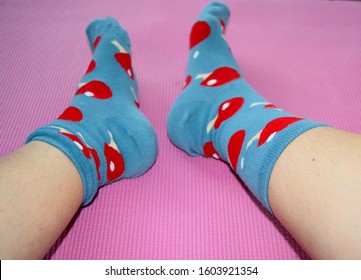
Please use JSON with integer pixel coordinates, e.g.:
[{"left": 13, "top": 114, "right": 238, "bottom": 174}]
[{"left": 1, "top": 0, "right": 361, "bottom": 259}]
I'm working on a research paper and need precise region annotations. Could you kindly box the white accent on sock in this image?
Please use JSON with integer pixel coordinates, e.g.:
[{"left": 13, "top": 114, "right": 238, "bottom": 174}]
[
  {"left": 221, "top": 102, "right": 230, "bottom": 111},
  {"left": 84, "top": 91, "right": 94, "bottom": 97},
  {"left": 193, "top": 50, "right": 200, "bottom": 59},
  {"left": 195, "top": 73, "right": 210, "bottom": 80},
  {"left": 246, "top": 131, "right": 261, "bottom": 149},
  {"left": 77, "top": 132, "right": 89, "bottom": 146},
  {"left": 111, "top": 40, "right": 127, "bottom": 53},
  {"left": 212, "top": 153, "right": 219, "bottom": 159},
  {"left": 207, "top": 79, "right": 217, "bottom": 86},
  {"left": 74, "top": 141, "right": 83, "bottom": 150},
  {"left": 110, "top": 161, "right": 115, "bottom": 172},
  {"left": 206, "top": 116, "right": 218, "bottom": 133},
  {"left": 130, "top": 86, "right": 139, "bottom": 102},
  {"left": 54, "top": 127, "right": 70, "bottom": 134},
  {"left": 49, "top": 125, "right": 63, "bottom": 130},
  {"left": 266, "top": 132, "right": 277, "bottom": 143},
  {"left": 107, "top": 131, "right": 119, "bottom": 151},
  {"left": 240, "top": 157, "right": 244, "bottom": 170},
  {"left": 249, "top": 102, "right": 269, "bottom": 108}
]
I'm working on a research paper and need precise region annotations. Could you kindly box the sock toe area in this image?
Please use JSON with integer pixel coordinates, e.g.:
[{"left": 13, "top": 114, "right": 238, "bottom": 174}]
[
  {"left": 86, "top": 17, "right": 130, "bottom": 52},
  {"left": 199, "top": 1, "right": 230, "bottom": 27}
]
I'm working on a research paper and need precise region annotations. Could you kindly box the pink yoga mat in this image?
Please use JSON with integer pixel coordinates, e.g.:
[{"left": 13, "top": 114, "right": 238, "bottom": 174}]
[{"left": 1, "top": 0, "right": 361, "bottom": 259}]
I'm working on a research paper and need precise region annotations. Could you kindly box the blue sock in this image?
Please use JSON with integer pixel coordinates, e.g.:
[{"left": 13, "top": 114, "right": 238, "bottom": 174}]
[
  {"left": 26, "top": 17, "right": 158, "bottom": 205},
  {"left": 167, "top": 2, "right": 328, "bottom": 212}
]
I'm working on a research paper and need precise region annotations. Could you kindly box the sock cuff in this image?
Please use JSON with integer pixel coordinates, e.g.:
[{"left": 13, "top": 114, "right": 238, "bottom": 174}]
[
  {"left": 258, "top": 120, "right": 331, "bottom": 212},
  {"left": 25, "top": 127, "right": 98, "bottom": 205}
]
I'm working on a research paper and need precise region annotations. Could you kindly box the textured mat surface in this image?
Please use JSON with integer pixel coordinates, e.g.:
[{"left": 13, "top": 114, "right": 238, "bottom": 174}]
[{"left": 1, "top": 0, "right": 361, "bottom": 259}]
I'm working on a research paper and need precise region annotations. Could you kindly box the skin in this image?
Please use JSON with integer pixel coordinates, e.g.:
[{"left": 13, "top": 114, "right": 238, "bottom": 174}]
[
  {"left": 0, "top": 127, "right": 360, "bottom": 259},
  {"left": 0, "top": 141, "right": 83, "bottom": 259},
  {"left": 269, "top": 127, "right": 361, "bottom": 259}
]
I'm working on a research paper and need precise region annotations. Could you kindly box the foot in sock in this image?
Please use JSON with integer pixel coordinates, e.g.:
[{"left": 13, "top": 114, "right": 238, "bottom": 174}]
[
  {"left": 167, "top": 2, "right": 328, "bottom": 212},
  {"left": 26, "top": 17, "right": 158, "bottom": 205}
]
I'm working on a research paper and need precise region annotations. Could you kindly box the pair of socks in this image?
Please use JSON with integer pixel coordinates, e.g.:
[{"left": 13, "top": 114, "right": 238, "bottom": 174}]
[{"left": 26, "top": 2, "right": 327, "bottom": 211}]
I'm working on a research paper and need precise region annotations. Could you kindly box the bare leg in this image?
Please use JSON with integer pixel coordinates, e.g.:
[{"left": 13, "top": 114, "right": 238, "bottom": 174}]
[
  {"left": 0, "top": 17, "right": 158, "bottom": 259},
  {"left": 0, "top": 141, "right": 82, "bottom": 259},
  {"left": 166, "top": 2, "right": 361, "bottom": 259},
  {"left": 269, "top": 127, "right": 361, "bottom": 259}
]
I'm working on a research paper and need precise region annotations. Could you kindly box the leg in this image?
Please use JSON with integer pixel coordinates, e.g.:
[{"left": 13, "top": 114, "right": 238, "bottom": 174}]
[
  {"left": 167, "top": 2, "right": 361, "bottom": 259},
  {"left": 269, "top": 127, "right": 361, "bottom": 259},
  {"left": 0, "top": 17, "right": 157, "bottom": 259},
  {"left": 167, "top": 2, "right": 327, "bottom": 211},
  {"left": 26, "top": 17, "right": 158, "bottom": 206},
  {"left": 0, "top": 141, "right": 82, "bottom": 259}
]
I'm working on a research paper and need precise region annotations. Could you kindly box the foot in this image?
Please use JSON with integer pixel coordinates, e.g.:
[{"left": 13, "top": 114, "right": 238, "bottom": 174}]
[
  {"left": 27, "top": 17, "right": 158, "bottom": 205},
  {"left": 167, "top": 2, "right": 326, "bottom": 211}
]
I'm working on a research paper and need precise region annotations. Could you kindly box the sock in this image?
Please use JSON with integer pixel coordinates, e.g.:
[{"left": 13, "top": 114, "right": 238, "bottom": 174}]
[
  {"left": 26, "top": 17, "right": 158, "bottom": 205},
  {"left": 167, "top": 2, "right": 328, "bottom": 212}
]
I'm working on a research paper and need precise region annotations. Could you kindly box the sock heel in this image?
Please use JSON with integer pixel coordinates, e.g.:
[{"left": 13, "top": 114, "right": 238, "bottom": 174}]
[{"left": 113, "top": 112, "right": 158, "bottom": 178}]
